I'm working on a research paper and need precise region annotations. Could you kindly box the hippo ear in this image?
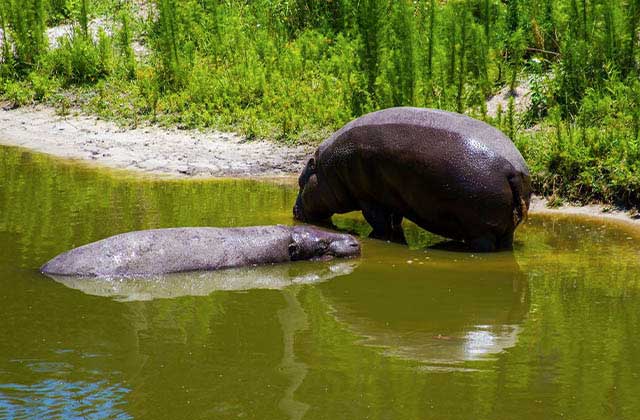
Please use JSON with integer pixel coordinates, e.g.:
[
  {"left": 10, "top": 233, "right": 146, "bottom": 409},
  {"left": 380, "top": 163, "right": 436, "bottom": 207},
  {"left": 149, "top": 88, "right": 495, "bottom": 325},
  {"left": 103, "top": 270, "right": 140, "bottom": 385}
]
[
  {"left": 289, "top": 231, "right": 301, "bottom": 260},
  {"left": 289, "top": 231, "right": 312, "bottom": 261},
  {"left": 299, "top": 158, "right": 317, "bottom": 189},
  {"left": 288, "top": 241, "right": 302, "bottom": 261}
]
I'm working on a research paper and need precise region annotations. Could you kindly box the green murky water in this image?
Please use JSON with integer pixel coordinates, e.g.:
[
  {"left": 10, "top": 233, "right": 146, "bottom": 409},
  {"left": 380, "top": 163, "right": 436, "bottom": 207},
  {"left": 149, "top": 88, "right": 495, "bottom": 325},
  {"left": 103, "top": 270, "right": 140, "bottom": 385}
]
[{"left": 1, "top": 145, "right": 640, "bottom": 420}]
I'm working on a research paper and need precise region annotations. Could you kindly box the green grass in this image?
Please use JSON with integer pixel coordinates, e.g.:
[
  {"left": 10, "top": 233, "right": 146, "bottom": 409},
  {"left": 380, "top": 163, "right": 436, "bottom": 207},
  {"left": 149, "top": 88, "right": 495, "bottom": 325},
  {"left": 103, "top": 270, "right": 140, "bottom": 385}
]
[{"left": 0, "top": 0, "right": 639, "bottom": 207}]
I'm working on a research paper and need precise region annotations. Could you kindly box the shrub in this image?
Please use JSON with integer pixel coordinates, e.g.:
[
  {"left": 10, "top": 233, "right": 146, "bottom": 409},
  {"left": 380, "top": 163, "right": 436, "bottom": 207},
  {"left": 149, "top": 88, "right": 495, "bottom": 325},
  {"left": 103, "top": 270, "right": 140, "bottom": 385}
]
[{"left": 42, "top": 29, "right": 111, "bottom": 86}]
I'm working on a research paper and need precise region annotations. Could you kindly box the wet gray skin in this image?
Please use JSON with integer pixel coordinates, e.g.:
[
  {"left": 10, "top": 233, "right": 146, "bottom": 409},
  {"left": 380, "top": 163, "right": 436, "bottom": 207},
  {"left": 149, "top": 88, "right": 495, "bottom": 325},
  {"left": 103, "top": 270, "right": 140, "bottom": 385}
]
[
  {"left": 40, "top": 225, "right": 360, "bottom": 277},
  {"left": 294, "top": 107, "right": 532, "bottom": 251}
]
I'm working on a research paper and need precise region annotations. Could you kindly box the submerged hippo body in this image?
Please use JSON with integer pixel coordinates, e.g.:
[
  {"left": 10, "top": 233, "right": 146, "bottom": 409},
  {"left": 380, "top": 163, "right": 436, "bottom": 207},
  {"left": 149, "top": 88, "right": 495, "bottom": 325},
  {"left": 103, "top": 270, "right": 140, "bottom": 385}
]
[
  {"left": 41, "top": 225, "right": 360, "bottom": 277},
  {"left": 293, "top": 107, "right": 532, "bottom": 251}
]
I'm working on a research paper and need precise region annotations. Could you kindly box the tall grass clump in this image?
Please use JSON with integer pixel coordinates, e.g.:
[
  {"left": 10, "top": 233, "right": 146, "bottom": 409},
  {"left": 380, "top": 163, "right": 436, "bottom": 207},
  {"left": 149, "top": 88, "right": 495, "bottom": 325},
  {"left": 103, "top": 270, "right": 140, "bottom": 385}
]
[
  {"left": 40, "top": 0, "right": 115, "bottom": 86},
  {"left": 0, "top": 0, "right": 47, "bottom": 70},
  {"left": 117, "top": 6, "right": 135, "bottom": 79},
  {"left": 152, "top": 0, "right": 184, "bottom": 88},
  {"left": 47, "top": 0, "right": 69, "bottom": 24},
  {"left": 0, "top": 3, "right": 10, "bottom": 65}
]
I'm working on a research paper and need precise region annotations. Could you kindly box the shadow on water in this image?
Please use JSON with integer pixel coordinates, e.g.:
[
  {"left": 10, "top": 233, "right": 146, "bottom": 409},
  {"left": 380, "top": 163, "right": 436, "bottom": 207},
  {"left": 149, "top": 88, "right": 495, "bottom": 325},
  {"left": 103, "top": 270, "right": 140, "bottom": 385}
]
[
  {"left": 332, "top": 212, "right": 497, "bottom": 252},
  {"left": 330, "top": 213, "right": 529, "bottom": 366}
]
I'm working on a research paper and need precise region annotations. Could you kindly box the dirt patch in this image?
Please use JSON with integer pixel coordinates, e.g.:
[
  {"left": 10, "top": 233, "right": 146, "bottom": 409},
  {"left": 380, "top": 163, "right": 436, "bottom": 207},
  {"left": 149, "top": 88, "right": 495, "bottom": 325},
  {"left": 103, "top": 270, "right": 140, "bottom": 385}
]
[
  {"left": 0, "top": 106, "right": 312, "bottom": 178},
  {"left": 486, "top": 81, "right": 532, "bottom": 118},
  {"left": 1, "top": 15, "right": 149, "bottom": 59}
]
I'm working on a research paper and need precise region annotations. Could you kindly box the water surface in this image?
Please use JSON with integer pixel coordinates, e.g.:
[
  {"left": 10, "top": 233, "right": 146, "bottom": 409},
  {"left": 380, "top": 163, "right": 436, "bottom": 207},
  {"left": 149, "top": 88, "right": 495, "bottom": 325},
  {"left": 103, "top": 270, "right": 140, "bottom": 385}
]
[{"left": 1, "top": 145, "right": 640, "bottom": 419}]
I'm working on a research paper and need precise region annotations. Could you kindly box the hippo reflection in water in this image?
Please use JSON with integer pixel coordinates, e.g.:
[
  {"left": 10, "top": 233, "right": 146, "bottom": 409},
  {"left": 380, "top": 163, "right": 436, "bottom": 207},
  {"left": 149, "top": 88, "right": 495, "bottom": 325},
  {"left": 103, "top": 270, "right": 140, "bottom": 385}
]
[
  {"left": 320, "top": 251, "right": 529, "bottom": 365},
  {"left": 41, "top": 225, "right": 360, "bottom": 278},
  {"left": 46, "top": 260, "right": 359, "bottom": 302},
  {"left": 294, "top": 107, "right": 532, "bottom": 251}
]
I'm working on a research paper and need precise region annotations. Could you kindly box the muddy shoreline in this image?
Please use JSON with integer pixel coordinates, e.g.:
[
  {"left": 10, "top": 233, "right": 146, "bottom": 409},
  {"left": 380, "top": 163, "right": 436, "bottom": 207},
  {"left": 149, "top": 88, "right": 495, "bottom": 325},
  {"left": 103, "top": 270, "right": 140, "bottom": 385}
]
[{"left": 2, "top": 105, "right": 639, "bottom": 228}]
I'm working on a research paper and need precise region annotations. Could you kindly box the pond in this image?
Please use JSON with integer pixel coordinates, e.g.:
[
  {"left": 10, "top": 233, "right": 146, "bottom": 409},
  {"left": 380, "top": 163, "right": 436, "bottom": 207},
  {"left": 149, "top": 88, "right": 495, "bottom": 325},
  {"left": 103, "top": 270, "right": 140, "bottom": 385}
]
[{"left": 1, "top": 145, "right": 640, "bottom": 420}]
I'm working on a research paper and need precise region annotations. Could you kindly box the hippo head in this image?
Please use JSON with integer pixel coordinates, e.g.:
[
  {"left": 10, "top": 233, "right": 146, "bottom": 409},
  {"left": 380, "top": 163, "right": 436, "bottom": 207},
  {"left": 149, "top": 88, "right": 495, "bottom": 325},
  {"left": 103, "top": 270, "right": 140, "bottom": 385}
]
[
  {"left": 288, "top": 225, "right": 360, "bottom": 261},
  {"left": 293, "top": 157, "right": 334, "bottom": 222}
]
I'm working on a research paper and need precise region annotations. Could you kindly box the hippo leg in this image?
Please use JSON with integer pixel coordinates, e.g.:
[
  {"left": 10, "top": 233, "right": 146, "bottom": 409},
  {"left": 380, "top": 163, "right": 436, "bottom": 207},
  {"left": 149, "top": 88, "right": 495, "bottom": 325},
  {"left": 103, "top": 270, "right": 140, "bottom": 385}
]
[
  {"left": 467, "top": 234, "right": 497, "bottom": 252},
  {"left": 389, "top": 214, "right": 406, "bottom": 243},
  {"left": 496, "top": 230, "right": 515, "bottom": 250},
  {"left": 468, "top": 227, "right": 516, "bottom": 252},
  {"left": 361, "top": 202, "right": 406, "bottom": 243}
]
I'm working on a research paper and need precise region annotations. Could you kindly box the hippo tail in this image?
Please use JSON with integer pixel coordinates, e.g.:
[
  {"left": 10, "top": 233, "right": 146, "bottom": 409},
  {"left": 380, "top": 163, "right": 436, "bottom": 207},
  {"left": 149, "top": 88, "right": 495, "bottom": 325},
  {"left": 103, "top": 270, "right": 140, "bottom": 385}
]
[{"left": 507, "top": 171, "right": 531, "bottom": 228}]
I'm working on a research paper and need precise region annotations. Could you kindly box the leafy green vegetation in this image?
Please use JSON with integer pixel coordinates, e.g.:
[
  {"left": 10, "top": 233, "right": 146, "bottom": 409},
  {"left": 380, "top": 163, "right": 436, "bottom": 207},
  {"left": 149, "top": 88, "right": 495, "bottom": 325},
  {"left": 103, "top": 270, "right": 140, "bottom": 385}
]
[{"left": 0, "top": 0, "right": 639, "bottom": 207}]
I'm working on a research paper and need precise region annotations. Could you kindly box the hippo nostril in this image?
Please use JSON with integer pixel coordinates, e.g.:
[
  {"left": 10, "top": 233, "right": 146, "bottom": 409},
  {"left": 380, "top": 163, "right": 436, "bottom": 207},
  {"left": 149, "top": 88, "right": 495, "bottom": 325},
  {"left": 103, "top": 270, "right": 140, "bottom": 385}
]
[{"left": 349, "top": 243, "right": 358, "bottom": 247}]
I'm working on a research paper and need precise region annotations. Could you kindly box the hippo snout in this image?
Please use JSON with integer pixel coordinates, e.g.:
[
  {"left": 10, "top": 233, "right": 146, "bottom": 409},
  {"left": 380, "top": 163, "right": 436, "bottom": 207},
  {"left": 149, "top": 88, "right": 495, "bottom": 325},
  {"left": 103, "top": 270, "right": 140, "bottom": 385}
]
[
  {"left": 290, "top": 226, "right": 361, "bottom": 261},
  {"left": 293, "top": 204, "right": 302, "bottom": 221},
  {"left": 293, "top": 195, "right": 305, "bottom": 221},
  {"left": 329, "top": 236, "right": 361, "bottom": 258}
]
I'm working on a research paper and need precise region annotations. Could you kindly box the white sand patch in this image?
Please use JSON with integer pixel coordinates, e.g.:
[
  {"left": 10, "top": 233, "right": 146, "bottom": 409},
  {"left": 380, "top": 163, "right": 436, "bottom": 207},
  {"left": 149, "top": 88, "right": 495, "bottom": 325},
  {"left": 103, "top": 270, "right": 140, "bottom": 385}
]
[
  {"left": 529, "top": 195, "right": 640, "bottom": 230},
  {"left": 0, "top": 105, "right": 312, "bottom": 178},
  {"left": 46, "top": 18, "right": 112, "bottom": 49},
  {"left": 486, "top": 81, "right": 532, "bottom": 118},
  {"left": 1, "top": 13, "right": 149, "bottom": 59}
]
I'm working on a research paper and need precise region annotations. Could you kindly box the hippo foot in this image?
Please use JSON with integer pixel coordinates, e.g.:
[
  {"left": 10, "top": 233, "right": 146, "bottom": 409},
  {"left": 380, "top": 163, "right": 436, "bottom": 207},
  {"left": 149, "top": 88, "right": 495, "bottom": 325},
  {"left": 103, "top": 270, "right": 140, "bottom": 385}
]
[
  {"left": 368, "top": 227, "right": 407, "bottom": 244},
  {"left": 361, "top": 203, "right": 406, "bottom": 244},
  {"left": 467, "top": 231, "right": 514, "bottom": 252},
  {"left": 497, "top": 231, "right": 515, "bottom": 250},
  {"left": 467, "top": 236, "right": 497, "bottom": 252}
]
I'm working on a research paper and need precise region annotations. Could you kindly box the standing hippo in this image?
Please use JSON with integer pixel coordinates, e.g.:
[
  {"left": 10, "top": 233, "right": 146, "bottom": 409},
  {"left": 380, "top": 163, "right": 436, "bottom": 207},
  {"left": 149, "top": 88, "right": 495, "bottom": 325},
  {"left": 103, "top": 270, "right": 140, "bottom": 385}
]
[
  {"left": 41, "top": 225, "right": 360, "bottom": 277},
  {"left": 293, "top": 107, "right": 531, "bottom": 251}
]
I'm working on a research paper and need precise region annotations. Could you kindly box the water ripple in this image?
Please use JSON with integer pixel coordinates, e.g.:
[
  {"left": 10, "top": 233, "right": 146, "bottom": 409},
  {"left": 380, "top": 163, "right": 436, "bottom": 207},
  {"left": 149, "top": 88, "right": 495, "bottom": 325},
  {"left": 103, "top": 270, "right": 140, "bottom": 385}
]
[{"left": 0, "top": 379, "right": 131, "bottom": 420}]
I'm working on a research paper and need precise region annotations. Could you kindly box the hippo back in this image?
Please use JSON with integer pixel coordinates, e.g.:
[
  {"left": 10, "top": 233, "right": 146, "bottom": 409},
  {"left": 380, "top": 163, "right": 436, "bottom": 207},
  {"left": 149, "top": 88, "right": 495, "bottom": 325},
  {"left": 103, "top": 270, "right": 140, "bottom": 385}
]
[
  {"left": 318, "top": 107, "right": 528, "bottom": 175},
  {"left": 41, "top": 226, "right": 294, "bottom": 277}
]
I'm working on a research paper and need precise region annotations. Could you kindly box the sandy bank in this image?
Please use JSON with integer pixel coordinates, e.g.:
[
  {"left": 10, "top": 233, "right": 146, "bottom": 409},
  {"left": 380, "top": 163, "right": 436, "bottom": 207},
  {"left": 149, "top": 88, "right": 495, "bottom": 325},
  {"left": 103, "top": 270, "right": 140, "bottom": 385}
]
[
  {"left": 0, "top": 106, "right": 312, "bottom": 178},
  {"left": 529, "top": 195, "right": 640, "bottom": 232}
]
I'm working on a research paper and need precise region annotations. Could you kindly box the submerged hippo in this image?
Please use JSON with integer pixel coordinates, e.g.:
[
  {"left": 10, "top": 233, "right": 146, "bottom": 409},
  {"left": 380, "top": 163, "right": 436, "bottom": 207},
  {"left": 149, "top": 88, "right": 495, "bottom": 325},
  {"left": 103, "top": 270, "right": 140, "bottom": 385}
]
[
  {"left": 41, "top": 225, "right": 360, "bottom": 277},
  {"left": 293, "top": 107, "right": 531, "bottom": 251}
]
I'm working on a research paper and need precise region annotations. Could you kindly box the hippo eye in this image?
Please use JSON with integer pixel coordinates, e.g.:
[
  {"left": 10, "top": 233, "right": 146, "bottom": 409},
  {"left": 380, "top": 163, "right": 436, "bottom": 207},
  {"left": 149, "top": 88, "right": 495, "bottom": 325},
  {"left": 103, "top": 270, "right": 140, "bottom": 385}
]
[{"left": 298, "top": 158, "right": 316, "bottom": 188}]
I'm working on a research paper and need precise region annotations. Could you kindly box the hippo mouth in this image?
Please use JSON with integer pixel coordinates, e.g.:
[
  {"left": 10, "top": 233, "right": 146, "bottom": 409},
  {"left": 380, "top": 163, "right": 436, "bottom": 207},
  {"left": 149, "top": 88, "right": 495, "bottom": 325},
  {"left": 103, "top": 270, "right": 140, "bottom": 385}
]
[
  {"left": 293, "top": 195, "right": 305, "bottom": 221},
  {"left": 289, "top": 225, "right": 361, "bottom": 261},
  {"left": 328, "top": 238, "right": 361, "bottom": 258}
]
